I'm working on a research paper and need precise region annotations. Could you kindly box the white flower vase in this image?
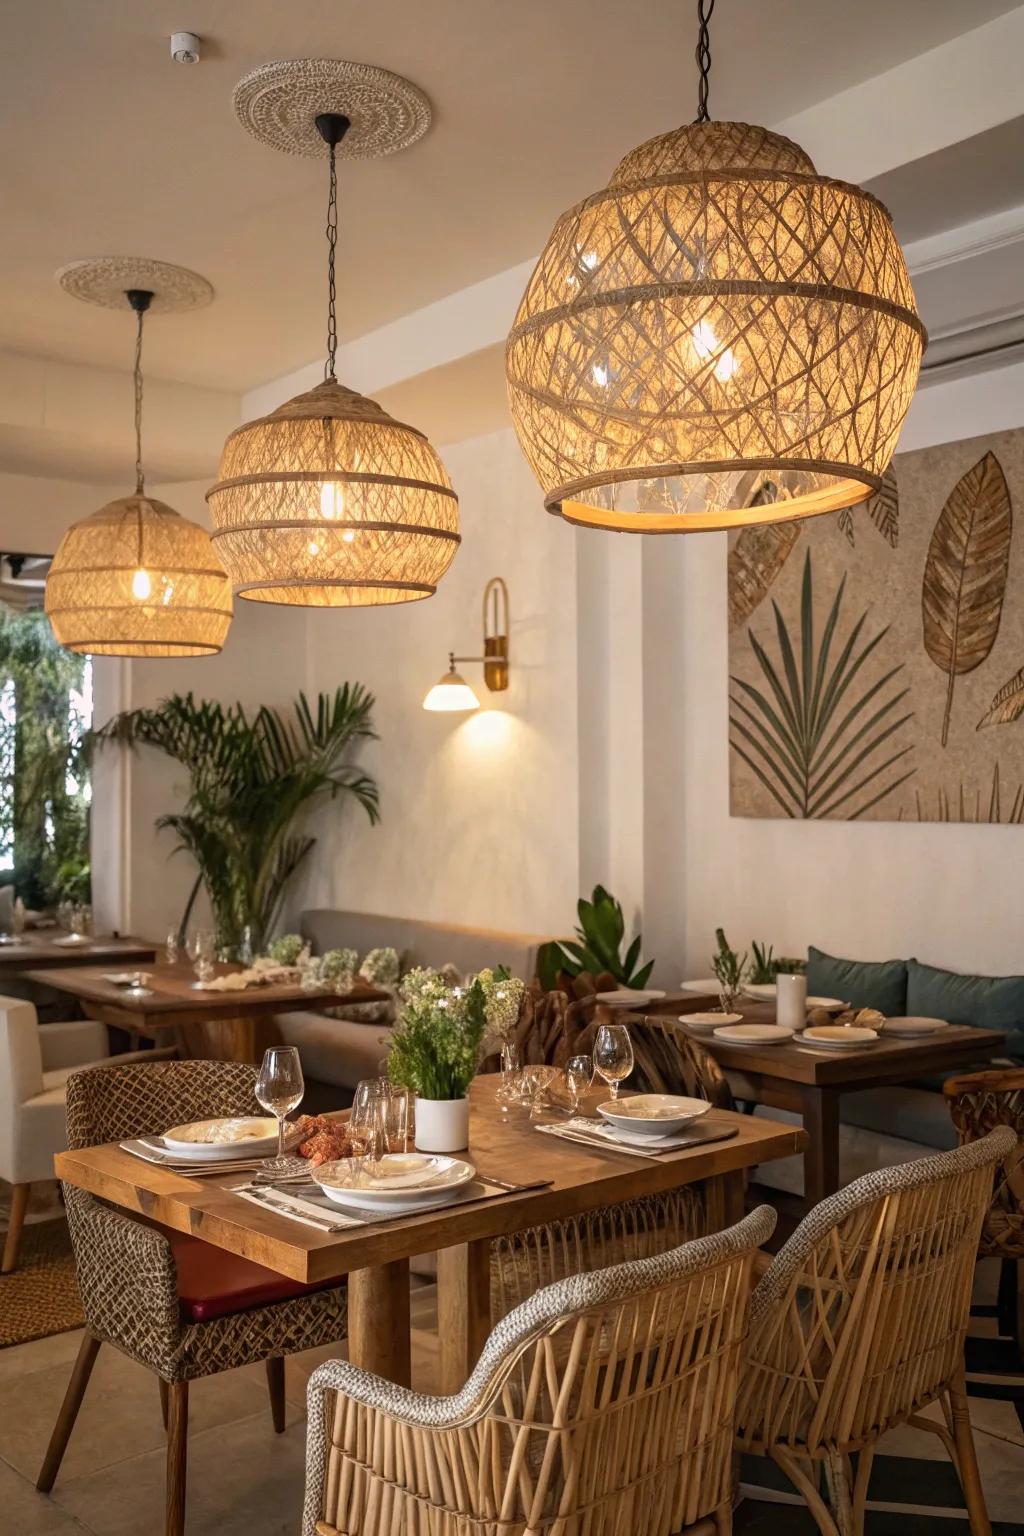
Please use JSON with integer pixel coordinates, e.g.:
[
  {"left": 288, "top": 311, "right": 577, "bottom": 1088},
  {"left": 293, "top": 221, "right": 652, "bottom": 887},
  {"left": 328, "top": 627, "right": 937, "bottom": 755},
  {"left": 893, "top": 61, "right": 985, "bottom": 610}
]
[{"left": 414, "top": 1095, "right": 470, "bottom": 1153}]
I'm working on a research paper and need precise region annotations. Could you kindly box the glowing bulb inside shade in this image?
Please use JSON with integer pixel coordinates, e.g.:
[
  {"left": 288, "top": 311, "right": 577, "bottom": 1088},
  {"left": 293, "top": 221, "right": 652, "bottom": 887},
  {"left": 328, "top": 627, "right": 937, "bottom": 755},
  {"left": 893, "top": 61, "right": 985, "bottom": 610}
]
[
  {"left": 308, "top": 540, "right": 321, "bottom": 557},
  {"left": 422, "top": 669, "right": 480, "bottom": 713},
  {"left": 592, "top": 362, "right": 608, "bottom": 388},
  {"left": 320, "top": 481, "right": 344, "bottom": 520},
  {"left": 691, "top": 320, "right": 738, "bottom": 382},
  {"left": 131, "top": 568, "right": 152, "bottom": 601},
  {"left": 342, "top": 530, "right": 355, "bottom": 543}
]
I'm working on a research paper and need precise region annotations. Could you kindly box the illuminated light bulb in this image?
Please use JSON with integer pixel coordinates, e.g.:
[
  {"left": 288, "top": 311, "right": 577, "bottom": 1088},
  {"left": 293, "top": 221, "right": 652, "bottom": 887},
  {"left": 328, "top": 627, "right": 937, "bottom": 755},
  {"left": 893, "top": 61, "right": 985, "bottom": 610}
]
[
  {"left": 592, "top": 362, "right": 609, "bottom": 388},
  {"left": 162, "top": 581, "right": 175, "bottom": 606},
  {"left": 422, "top": 669, "right": 480, "bottom": 712},
  {"left": 131, "top": 568, "right": 152, "bottom": 601},
  {"left": 308, "top": 540, "right": 321, "bottom": 557},
  {"left": 692, "top": 320, "right": 738, "bottom": 382},
  {"left": 342, "top": 530, "right": 355, "bottom": 543},
  {"left": 320, "top": 481, "right": 344, "bottom": 520}
]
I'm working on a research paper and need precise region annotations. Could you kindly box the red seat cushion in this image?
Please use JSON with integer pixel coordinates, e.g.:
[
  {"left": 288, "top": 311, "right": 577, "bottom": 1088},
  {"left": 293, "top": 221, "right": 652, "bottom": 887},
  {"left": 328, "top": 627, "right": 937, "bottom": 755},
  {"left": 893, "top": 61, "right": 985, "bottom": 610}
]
[{"left": 162, "top": 1228, "right": 339, "bottom": 1323}]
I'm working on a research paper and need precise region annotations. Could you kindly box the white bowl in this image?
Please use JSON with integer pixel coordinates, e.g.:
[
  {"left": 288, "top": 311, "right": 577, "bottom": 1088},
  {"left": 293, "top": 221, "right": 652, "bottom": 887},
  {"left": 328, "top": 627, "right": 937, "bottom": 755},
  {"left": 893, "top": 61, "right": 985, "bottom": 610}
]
[
  {"left": 679, "top": 978, "right": 722, "bottom": 996},
  {"left": 161, "top": 1117, "right": 280, "bottom": 1161},
  {"left": 312, "top": 1154, "right": 476, "bottom": 1209},
  {"left": 682, "top": 1011, "right": 743, "bottom": 1034},
  {"left": 596, "top": 1094, "right": 711, "bottom": 1137},
  {"left": 741, "top": 983, "right": 777, "bottom": 1001},
  {"left": 801, "top": 1025, "right": 878, "bottom": 1050},
  {"left": 713, "top": 1023, "right": 794, "bottom": 1046},
  {"left": 596, "top": 989, "right": 666, "bottom": 1010},
  {"left": 880, "top": 1015, "right": 950, "bottom": 1037}
]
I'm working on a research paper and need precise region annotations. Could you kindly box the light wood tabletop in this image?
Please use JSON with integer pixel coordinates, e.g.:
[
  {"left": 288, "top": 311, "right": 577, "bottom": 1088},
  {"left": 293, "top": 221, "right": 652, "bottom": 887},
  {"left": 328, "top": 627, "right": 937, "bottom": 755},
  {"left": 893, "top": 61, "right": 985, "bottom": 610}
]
[
  {"left": 0, "top": 933, "right": 157, "bottom": 972},
  {"left": 55, "top": 1073, "right": 805, "bottom": 1389},
  {"left": 637, "top": 996, "right": 1005, "bottom": 1206},
  {"left": 23, "top": 961, "right": 388, "bottom": 1063}
]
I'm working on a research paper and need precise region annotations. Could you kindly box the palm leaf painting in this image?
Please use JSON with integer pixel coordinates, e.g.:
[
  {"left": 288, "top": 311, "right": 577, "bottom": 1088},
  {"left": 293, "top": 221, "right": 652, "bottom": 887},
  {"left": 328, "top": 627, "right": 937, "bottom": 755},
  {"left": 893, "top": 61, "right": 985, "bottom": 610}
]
[
  {"left": 901, "top": 764, "right": 1024, "bottom": 824},
  {"left": 977, "top": 665, "right": 1024, "bottom": 730},
  {"left": 728, "top": 521, "right": 802, "bottom": 630},
  {"left": 922, "top": 451, "right": 1012, "bottom": 747},
  {"left": 729, "top": 549, "right": 915, "bottom": 820},
  {"left": 833, "top": 468, "right": 899, "bottom": 550}
]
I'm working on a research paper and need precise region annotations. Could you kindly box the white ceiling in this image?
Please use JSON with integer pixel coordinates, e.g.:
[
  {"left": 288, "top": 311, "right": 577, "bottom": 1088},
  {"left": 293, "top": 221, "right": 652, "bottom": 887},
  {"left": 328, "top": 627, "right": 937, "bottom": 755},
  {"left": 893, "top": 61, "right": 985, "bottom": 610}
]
[{"left": 1, "top": 0, "right": 1020, "bottom": 397}]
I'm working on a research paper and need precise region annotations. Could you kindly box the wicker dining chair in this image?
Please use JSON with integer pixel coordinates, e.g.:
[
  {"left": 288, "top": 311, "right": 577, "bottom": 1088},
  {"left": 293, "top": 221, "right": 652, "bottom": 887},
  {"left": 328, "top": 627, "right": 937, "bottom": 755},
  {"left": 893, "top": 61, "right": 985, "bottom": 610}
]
[
  {"left": 735, "top": 1126, "right": 1015, "bottom": 1536},
  {"left": 39, "top": 1058, "right": 350, "bottom": 1536},
  {"left": 304, "top": 1204, "right": 777, "bottom": 1536},
  {"left": 627, "top": 1013, "right": 736, "bottom": 1109},
  {"left": 945, "top": 1066, "right": 1024, "bottom": 1360}
]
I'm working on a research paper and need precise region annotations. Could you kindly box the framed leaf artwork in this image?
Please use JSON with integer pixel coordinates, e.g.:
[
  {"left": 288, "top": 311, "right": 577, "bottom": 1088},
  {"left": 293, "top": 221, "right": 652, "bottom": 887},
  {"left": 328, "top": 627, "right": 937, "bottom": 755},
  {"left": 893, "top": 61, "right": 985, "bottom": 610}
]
[{"left": 728, "top": 426, "right": 1024, "bottom": 824}]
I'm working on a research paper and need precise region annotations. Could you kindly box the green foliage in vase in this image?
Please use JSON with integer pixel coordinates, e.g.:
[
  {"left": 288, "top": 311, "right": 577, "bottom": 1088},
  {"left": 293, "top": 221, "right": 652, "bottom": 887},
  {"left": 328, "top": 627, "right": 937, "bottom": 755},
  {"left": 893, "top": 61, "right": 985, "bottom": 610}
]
[
  {"left": 387, "top": 970, "right": 491, "bottom": 1101},
  {"left": 730, "top": 550, "right": 915, "bottom": 820},
  {"left": 0, "top": 607, "right": 91, "bottom": 907},
  {"left": 93, "top": 687, "right": 379, "bottom": 953},
  {"left": 748, "top": 940, "right": 775, "bottom": 985},
  {"left": 536, "top": 885, "right": 655, "bottom": 991},
  {"left": 712, "top": 928, "right": 747, "bottom": 993}
]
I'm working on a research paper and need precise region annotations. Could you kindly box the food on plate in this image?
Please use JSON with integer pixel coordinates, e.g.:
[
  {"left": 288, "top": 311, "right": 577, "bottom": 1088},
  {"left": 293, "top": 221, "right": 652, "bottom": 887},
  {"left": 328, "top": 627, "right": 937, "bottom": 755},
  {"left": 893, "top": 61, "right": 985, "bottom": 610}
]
[
  {"left": 293, "top": 1113, "right": 353, "bottom": 1166},
  {"left": 806, "top": 1005, "right": 885, "bottom": 1032},
  {"left": 173, "top": 1117, "right": 273, "bottom": 1144}
]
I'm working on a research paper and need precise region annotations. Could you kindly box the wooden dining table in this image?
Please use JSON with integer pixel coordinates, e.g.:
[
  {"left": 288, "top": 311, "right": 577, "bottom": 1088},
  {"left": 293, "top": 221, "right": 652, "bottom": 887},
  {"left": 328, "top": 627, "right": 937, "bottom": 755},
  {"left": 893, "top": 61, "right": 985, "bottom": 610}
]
[
  {"left": 21, "top": 960, "right": 388, "bottom": 1064},
  {"left": 635, "top": 994, "right": 1006, "bottom": 1206},
  {"left": 0, "top": 931, "right": 157, "bottom": 972},
  {"left": 54, "top": 1074, "right": 806, "bottom": 1389}
]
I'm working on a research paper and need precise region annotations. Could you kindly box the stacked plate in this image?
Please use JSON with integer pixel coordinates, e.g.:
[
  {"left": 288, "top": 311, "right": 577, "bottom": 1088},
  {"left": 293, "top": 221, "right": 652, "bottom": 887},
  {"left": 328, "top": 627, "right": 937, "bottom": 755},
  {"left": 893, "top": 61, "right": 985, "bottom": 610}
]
[
  {"left": 713, "top": 1023, "right": 794, "bottom": 1046},
  {"left": 596, "top": 989, "right": 666, "bottom": 1010},
  {"left": 311, "top": 1153, "right": 476, "bottom": 1213},
  {"left": 882, "top": 1016, "right": 950, "bottom": 1037},
  {"left": 160, "top": 1117, "right": 282, "bottom": 1161},
  {"left": 799, "top": 1025, "right": 879, "bottom": 1050},
  {"left": 682, "top": 1011, "right": 742, "bottom": 1034}
]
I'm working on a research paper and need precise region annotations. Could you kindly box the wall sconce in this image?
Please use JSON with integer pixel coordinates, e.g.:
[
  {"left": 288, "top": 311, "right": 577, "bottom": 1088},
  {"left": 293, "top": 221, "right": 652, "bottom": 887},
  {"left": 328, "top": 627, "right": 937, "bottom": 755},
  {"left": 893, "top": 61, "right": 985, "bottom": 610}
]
[{"left": 422, "top": 577, "right": 509, "bottom": 712}]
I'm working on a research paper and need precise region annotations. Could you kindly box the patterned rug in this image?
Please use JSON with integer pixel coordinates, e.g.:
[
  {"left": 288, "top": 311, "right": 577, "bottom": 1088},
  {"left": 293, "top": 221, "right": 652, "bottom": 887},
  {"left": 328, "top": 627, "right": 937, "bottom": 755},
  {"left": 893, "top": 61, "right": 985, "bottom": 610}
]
[{"left": 0, "top": 1217, "right": 84, "bottom": 1348}]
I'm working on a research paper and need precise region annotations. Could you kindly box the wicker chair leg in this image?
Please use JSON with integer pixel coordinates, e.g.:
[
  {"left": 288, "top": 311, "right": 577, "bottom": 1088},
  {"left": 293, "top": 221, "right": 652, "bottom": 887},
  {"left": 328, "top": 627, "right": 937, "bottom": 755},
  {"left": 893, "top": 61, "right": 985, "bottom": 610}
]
[
  {"left": 771, "top": 1449, "right": 841, "bottom": 1536},
  {"left": 159, "top": 1377, "right": 169, "bottom": 1430},
  {"left": 949, "top": 1376, "right": 993, "bottom": 1536},
  {"left": 824, "top": 1451, "right": 856, "bottom": 1536},
  {"left": 1016, "top": 1261, "right": 1024, "bottom": 1367},
  {"left": 851, "top": 1444, "right": 875, "bottom": 1534},
  {"left": 266, "top": 1356, "right": 286, "bottom": 1433},
  {"left": 37, "top": 1331, "right": 101, "bottom": 1492},
  {"left": 166, "top": 1380, "right": 189, "bottom": 1536}
]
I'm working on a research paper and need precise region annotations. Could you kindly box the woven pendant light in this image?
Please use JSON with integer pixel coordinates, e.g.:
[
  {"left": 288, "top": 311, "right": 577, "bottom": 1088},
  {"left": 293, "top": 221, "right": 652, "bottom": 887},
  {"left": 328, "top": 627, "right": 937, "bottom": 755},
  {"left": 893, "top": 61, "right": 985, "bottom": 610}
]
[
  {"left": 506, "top": 3, "right": 925, "bottom": 534},
  {"left": 208, "top": 61, "right": 459, "bottom": 605},
  {"left": 46, "top": 261, "right": 232, "bottom": 656}
]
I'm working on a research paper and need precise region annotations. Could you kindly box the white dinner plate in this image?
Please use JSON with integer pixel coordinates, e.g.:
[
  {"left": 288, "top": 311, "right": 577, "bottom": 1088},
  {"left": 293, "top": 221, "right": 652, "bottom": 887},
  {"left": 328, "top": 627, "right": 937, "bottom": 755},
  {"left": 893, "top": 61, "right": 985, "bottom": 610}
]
[
  {"left": 682, "top": 1011, "right": 743, "bottom": 1034},
  {"left": 103, "top": 971, "right": 151, "bottom": 987},
  {"left": 880, "top": 1015, "right": 951, "bottom": 1037},
  {"left": 53, "top": 933, "right": 90, "bottom": 946},
  {"left": 741, "top": 983, "right": 777, "bottom": 1001},
  {"left": 806, "top": 996, "right": 848, "bottom": 1012},
  {"left": 714, "top": 1023, "right": 794, "bottom": 1046},
  {"left": 312, "top": 1154, "right": 476, "bottom": 1209},
  {"left": 679, "top": 978, "right": 722, "bottom": 996},
  {"left": 800, "top": 1025, "right": 878, "bottom": 1050},
  {"left": 161, "top": 1116, "right": 281, "bottom": 1161},
  {"left": 596, "top": 989, "right": 666, "bottom": 1010},
  {"left": 596, "top": 1094, "right": 711, "bottom": 1137}
]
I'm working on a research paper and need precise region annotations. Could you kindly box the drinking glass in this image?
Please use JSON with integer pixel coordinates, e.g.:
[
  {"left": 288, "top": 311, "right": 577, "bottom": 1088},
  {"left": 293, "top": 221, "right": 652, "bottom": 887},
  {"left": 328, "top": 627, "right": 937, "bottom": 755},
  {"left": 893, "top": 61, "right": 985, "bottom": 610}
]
[
  {"left": 349, "top": 1079, "right": 386, "bottom": 1183},
  {"left": 594, "top": 1024, "right": 634, "bottom": 1100},
  {"left": 165, "top": 928, "right": 179, "bottom": 966},
  {"left": 564, "top": 1053, "right": 595, "bottom": 1114},
  {"left": 187, "top": 928, "right": 216, "bottom": 988},
  {"left": 496, "top": 1041, "right": 522, "bottom": 1107},
  {"left": 255, "top": 1046, "right": 305, "bottom": 1170},
  {"left": 380, "top": 1082, "right": 410, "bottom": 1153}
]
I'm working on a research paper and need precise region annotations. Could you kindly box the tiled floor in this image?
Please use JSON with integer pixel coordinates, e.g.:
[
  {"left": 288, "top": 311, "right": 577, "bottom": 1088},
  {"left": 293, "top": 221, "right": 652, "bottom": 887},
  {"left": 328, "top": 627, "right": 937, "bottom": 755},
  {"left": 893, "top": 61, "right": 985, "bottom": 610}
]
[{"left": 1, "top": 1277, "right": 1021, "bottom": 1534}]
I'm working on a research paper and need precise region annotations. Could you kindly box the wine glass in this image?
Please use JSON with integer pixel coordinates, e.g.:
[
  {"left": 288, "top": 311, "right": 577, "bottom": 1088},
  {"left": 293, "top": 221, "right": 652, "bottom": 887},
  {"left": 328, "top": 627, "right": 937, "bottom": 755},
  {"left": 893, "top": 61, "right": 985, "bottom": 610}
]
[
  {"left": 564, "top": 1054, "right": 595, "bottom": 1115},
  {"left": 187, "top": 928, "right": 216, "bottom": 989},
  {"left": 349, "top": 1079, "right": 386, "bottom": 1183},
  {"left": 594, "top": 1024, "right": 634, "bottom": 1100},
  {"left": 255, "top": 1046, "right": 305, "bottom": 1171},
  {"left": 379, "top": 1082, "right": 410, "bottom": 1153},
  {"left": 165, "top": 927, "right": 179, "bottom": 966}
]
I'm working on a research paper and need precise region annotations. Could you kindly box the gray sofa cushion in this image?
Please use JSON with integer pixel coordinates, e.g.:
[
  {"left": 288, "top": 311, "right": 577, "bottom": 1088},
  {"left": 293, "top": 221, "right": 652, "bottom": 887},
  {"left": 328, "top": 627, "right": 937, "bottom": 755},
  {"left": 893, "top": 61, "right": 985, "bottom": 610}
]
[
  {"left": 806, "top": 946, "right": 908, "bottom": 1015},
  {"left": 907, "top": 957, "right": 1024, "bottom": 1061},
  {"left": 839, "top": 1084, "right": 957, "bottom": 1151},
  {"left": 276, "top": 1011, "right": 394, "bottom": 1092},
  {"left": 300, "top": 908, "right": 544, "bottom": 982}
]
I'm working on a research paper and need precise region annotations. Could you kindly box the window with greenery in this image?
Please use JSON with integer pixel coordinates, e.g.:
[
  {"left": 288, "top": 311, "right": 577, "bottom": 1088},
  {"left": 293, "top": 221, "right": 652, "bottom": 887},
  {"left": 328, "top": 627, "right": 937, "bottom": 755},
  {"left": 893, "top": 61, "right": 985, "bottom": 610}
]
[{"left": 0, "top": 605, "right": 92, "bottom": 908}]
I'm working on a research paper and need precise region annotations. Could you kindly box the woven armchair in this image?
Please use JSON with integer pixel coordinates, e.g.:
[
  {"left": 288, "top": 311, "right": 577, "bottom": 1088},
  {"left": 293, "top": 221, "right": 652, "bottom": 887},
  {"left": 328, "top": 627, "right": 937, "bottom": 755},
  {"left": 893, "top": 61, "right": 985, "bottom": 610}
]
[
  {"left": 736, "top": 1126, "right": 1015, "bottom": 1536},
  {"left": 39, "top": 1059, "right": 349, "bottom": 1536},
  {"left": 626, "top": 1013, "right": 735, "bottom": 1109},
  {"left": 304, "top": 1204, "right": 777, "bottom": 1536},
  {"left": 945, "top": 1066, "right": 1024, "bottom": 1359}
]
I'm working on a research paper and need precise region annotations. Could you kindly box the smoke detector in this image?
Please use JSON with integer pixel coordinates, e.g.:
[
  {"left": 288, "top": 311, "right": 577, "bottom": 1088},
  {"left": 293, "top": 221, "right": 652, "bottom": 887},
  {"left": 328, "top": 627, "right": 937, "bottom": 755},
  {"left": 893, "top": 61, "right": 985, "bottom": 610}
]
[{"left": 170, "top": 31, "right": 201, "bottom": 64}]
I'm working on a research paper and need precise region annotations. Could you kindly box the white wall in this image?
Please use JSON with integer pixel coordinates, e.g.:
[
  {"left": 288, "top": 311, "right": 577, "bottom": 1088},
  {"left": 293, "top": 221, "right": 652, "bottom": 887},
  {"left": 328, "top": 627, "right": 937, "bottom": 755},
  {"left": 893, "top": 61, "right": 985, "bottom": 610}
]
[{"left": 661, "top": 358, "right": 1024, "bottom": 982}]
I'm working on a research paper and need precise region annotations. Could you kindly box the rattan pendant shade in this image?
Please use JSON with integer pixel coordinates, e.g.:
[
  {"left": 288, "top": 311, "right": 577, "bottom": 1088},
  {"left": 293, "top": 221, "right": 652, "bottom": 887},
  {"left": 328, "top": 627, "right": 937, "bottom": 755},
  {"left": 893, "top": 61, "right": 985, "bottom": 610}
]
[
  {"left": 46, "top": 494, "right": 233, "bottom": 656},
  {"left": 207, "top": 378, "right": 459, "bottom": 606},
  {"left": 506, "top": 120, "right": 926, "bottom": 533}
]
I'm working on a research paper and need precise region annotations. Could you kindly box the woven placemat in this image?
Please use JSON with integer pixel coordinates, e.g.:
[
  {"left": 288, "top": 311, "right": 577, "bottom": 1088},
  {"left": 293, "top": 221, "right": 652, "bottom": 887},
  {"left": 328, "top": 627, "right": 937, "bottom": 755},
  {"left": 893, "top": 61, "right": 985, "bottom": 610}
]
[{"left": 0, "top": 1218, "right": 83, "bottom": 1348}]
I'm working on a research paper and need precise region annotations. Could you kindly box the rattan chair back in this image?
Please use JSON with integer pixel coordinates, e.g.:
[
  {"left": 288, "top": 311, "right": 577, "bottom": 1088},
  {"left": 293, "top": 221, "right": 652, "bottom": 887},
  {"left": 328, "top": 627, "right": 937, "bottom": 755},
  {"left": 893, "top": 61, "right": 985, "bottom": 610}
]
[
  {"left": 945, "top": 1067, "right": 1024, "bottom": 1260},
  {"left": 65, "top": 1057, "right": 258, "bottom": 1149}
]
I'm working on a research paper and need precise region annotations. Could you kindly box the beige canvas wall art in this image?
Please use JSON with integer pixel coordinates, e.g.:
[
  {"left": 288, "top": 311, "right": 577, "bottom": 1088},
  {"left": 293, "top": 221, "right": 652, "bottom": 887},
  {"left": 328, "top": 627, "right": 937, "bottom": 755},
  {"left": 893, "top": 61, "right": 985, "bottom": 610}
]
[{"left": 728, "top": 425, "right": 1024, "bottom": 823}]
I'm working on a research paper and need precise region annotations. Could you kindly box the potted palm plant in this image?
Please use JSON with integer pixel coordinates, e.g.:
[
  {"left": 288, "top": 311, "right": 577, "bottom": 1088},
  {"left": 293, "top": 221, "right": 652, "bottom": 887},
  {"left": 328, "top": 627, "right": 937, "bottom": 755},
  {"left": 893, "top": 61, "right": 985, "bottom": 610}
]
[{"left": 93, "top": 687, "right": 379, "bottom": 954}]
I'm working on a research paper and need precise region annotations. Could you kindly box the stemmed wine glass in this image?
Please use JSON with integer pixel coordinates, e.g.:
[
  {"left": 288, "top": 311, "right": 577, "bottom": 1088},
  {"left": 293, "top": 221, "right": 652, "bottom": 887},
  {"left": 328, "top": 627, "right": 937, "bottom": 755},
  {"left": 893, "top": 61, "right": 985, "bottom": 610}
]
[
  {"left": 564, "top": 1054, "right": 595, "bottom": 1115},
  {"left": 165, "top": 927, "right": 179, "bottom": 966},
  {"left": 187, "top": 928, "right": 216, "bottom": 989},
  {"left": 255, "top": 1046, "right": 305, "bottom": 1172},
  {"left": 594, "top": 1024, "right": 634, "bottom": 1100}
]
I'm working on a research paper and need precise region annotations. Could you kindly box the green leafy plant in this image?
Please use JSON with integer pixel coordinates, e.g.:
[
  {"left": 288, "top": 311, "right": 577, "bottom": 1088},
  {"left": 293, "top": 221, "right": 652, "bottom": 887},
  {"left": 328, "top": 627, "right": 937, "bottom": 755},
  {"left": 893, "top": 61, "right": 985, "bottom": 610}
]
[
  {"left": 536, "top": 885, "right": 654, "bottom": 992},
  {"left": 730, "top": 549, "right": 915, "bottom": 820},
  {"left": 711, "top": 928, "right": 747, "bottom": 997},
  {"left": 93, "top": 687, "right": 379, "bottom": 953},
  {"left": 387, "top": 970, "right": 491, "bottom": 1100},
  {"left": 749, "top": 940, "right": 775, "bottom": 985}
]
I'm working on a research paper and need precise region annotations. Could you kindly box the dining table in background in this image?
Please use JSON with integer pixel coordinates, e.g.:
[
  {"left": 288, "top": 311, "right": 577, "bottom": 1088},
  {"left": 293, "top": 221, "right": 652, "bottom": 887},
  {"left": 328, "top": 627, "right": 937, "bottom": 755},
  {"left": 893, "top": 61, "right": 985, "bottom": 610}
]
[
  {"left": 20, "top": 960, "right": 389, "bottom": 1065},
  {"left": 0, "top": 932, "right": 157, "bottom": 973},
  {"left": 54, "top": 1073, "right": 806, "bottom": 1390},
  {"left": 632, "top": 995, "right": 1005, "bottom": 1207}
]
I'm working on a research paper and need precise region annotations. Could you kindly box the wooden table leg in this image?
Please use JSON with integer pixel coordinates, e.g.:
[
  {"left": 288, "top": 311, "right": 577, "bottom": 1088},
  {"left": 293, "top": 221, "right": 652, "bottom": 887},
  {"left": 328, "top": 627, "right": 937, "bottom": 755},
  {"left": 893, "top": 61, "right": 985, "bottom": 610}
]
[
  {"left": 801, "top": 1085, "right": 841, "bottom": 1208},
  {"left": 176, "top": 1015, "right": 257, "bottom": 1064},
  {"left": 704, "top": 1169, "right": 747, "bottom": 1232},
  {"left": 347, "top": 1260, "right": 411, "bottom": 1386},
  {"left": 436, "top": 1238, "right": 491, "bottom": 1394}
]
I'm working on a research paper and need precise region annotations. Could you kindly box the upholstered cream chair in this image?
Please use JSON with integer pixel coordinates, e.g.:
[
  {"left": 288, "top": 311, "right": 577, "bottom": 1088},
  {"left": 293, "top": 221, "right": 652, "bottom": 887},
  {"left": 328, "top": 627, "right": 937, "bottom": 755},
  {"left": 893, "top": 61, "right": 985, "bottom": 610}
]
[
  {"left": 736, "top": 1126, "right": 1015, "bottom": 1536},
  {"left": 0, "top": 993, "right": 151, "bottom": 1271},
  {"left": 303, "top": 1205, "right": 776, "bottom": 1536}
]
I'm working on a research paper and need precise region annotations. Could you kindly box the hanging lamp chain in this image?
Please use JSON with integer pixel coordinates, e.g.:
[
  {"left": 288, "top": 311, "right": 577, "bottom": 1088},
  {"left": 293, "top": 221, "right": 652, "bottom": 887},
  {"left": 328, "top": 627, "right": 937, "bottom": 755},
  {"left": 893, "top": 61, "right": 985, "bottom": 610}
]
[
  {"left": 695, "top": 0, "right": 715, "bottom": 123},
  {"left": 324, "top": 138, "right": 339, "bottom": 380},
  {"left": 125, "top": 288, "right": 153, "bottom": 495}
]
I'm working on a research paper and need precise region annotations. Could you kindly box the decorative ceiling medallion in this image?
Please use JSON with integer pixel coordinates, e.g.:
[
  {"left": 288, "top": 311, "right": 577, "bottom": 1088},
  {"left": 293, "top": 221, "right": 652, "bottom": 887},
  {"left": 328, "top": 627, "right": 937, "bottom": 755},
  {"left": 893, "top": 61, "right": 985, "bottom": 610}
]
[
  {"left": 232, "top": 59, "right": 431, "bottom": 159},
  {"left": 56, "top": 257, "right": 213, "bottom": 314}
]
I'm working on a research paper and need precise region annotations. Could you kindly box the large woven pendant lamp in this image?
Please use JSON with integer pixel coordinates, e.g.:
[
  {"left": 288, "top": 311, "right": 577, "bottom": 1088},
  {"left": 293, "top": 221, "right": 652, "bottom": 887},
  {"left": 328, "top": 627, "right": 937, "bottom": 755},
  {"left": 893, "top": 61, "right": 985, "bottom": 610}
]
[
  {"left": 45, "top": 258, "right": 232, "bottom": 656},
  {"left": 207, "top": 61, "right": 459, "bottom": 606},
  {"left": 506, "top": 1, "right": 926, "bottom": 534}
]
